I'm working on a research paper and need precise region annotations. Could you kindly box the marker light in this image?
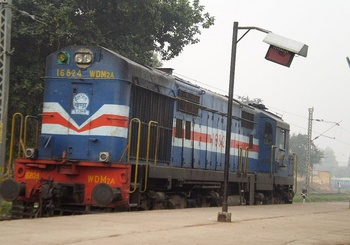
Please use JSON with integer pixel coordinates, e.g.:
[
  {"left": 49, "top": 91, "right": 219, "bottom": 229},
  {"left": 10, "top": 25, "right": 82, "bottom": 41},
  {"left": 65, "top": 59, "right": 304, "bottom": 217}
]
[
  {"left": 57, "top": 51, "right": 70, "bottom": 64},
  {"left": 74, "top": 48, "right": 94, "bottom": 68}
]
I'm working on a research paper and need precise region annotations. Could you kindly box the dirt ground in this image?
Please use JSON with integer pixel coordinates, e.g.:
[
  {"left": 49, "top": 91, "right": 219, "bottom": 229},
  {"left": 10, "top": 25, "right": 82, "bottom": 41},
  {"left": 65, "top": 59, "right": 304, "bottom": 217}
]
[{"left": 0, "top": 202, "right": 350, "bottom": 245}]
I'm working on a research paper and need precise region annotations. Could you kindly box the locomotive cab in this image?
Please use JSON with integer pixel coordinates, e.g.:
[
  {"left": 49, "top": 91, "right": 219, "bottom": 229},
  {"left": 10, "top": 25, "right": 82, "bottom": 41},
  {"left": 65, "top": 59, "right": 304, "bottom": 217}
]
[{"left": 256, "top": 110, "right": 294, "bottom": 203}]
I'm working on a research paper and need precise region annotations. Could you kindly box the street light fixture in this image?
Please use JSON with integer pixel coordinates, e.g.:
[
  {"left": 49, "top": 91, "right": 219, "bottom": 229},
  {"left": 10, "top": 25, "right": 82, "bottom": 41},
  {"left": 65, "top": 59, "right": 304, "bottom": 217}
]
[
  {"left": 217, "top": 22, "right": 308, "bottom": 222},
  {"left": 263, "top": 32, "right": 308, "bottom": 67}
]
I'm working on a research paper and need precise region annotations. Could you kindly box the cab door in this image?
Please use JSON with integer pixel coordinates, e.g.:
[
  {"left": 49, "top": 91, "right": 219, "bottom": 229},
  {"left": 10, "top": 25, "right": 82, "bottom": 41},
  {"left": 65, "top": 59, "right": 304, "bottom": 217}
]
[
  {"left": 258, "top": 117, "right": 276, "bottom": 173},
  {"left": 274, "top": 126, "right": 291, "bottom": 178},
  {"left": 182, "top": 120, "right": 193, "bottom": 168}
]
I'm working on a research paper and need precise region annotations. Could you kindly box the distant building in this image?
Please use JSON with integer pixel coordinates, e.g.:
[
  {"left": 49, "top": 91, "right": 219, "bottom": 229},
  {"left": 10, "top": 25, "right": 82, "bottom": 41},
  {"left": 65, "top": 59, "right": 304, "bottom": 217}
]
[
  {"left": 312, "top": 170, "right": 331, "bottom": 187},
  {"left": 331, "top": 177, "right": 350, "bottom": 190}
]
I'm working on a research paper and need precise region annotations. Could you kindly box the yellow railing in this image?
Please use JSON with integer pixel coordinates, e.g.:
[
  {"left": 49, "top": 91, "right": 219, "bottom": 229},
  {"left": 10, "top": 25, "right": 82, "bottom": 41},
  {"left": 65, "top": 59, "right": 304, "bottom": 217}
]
[
  {"left": 238, "top": 147, "right": 249, "bottom": 174},
  {"left": 0, "top": 167, "right": 4, "bottom": 181},
  {"left": 128, "top": 118, "right": 141, "bottom": 194},
  {"left": 7, "top": 113, "right": 25, "bottom": 178},
  {"left": 141, "top": 121, "right": 159, "bottom": 193},
  {"left": 126, "top": 118, "right": 160, "bottom": 193}
]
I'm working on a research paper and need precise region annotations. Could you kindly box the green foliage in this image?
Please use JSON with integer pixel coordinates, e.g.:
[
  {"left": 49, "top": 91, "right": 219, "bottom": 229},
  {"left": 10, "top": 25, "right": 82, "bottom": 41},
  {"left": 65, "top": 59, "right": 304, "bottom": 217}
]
[
  {"left": 0, "top": 201, "right": 12, "bottom": 219},
  {"left": 315, "top": 147, "right": 338, "bottom": 174},
  {"left": 6, "top": 0, "right": 214, "bottom": 159},
  {"left": 238, "top": 96, "right": 263, "bottom": 104},
  {"left": 289, "top": 133, "right": 324, "bottom": 177},
  {"left": 12, "top": 0, "right": 214, "bottom": 64}
]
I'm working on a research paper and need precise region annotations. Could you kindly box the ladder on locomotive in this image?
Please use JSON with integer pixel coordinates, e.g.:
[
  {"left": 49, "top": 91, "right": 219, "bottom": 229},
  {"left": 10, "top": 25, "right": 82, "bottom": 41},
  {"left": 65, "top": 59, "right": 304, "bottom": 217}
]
[{"left": 121, "top": 118, "right": 159, "bottom": 195}]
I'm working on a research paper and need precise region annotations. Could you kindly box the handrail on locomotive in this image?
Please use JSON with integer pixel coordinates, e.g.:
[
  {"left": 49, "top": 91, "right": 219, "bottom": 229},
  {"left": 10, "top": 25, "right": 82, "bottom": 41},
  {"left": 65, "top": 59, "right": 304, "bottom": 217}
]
[
  {"left": 142, "top": 120, "right": 159, "bottom": 193},
  {"left": 5, "top": 113, "right": 39, "bottom": 179},
  {"left": 127, "top": 118, "right": 160, "bottom": 193},
  {"left": 7, "top": 113, "right": 24, "bottom": 178},
  {"left": 127, "top": 118, "right": 141, "bottom": 194},
  {"left": 270, "top": 145, "right": 277, "bottom": 177}
]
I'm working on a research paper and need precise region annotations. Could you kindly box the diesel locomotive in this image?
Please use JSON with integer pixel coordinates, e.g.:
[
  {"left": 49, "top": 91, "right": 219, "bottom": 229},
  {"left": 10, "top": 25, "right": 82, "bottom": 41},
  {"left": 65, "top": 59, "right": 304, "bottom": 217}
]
[{"left": 0, "top": 46, "right": 296, "bottom": 217}]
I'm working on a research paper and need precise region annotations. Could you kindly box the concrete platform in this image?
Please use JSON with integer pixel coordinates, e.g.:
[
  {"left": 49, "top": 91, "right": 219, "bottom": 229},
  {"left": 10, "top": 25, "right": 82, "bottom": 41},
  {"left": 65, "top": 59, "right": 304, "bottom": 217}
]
[{"left": 0, "top": 202, "right": 350, "bottom": 244}]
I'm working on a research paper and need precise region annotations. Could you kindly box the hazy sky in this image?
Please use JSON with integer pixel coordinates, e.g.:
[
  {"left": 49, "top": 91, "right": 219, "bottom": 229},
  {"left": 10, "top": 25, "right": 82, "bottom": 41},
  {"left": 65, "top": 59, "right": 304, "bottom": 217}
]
[{"left": 163, "top": 0, "right": 350, "bottom": 165}]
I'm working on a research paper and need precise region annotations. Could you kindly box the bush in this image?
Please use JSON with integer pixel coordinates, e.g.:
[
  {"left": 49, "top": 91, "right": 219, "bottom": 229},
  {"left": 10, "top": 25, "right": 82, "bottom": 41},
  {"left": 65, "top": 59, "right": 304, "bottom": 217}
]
[{"left": 0, "top": 201, "right": 12, "bottom": 219}]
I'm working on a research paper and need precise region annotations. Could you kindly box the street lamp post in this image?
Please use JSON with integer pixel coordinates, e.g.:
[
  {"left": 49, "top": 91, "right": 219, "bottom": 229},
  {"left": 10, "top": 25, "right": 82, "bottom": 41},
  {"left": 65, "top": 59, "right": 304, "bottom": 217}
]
[
  {"left": 217, "top": 21, "right": 308, "bottom": 222},
  {"left": 221, "top": 21, "right": 238, "bottom": 215}
]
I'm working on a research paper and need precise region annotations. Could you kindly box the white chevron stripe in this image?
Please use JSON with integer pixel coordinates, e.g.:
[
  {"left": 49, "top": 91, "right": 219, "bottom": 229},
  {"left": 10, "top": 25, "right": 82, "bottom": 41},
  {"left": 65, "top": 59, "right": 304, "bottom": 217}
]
[
  {"left": 41, "top": 124, "right": 128, "bottom": 137},
  {"left": 43, "top": 102, "right": 130, "bottom": 130}
]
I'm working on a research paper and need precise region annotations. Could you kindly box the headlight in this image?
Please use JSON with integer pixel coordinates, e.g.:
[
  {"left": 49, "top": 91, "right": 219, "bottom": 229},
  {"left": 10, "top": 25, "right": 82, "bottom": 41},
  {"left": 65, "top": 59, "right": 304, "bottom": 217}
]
[
  {"left": 75, "top": 53, "right": 93, "bottom": 63},
  {"left": 74, "top": 48, "right": 94, "bottom": 68}
]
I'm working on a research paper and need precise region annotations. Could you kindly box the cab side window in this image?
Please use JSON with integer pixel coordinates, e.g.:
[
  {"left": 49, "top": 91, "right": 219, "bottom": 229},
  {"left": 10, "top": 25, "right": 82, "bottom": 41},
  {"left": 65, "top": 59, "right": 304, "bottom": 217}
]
[
  {"left": 264, "top": 122, "right": 273, "bottom": 145},
  {"left": 279, "top": 129, "right": 286, "bottom": 150}
]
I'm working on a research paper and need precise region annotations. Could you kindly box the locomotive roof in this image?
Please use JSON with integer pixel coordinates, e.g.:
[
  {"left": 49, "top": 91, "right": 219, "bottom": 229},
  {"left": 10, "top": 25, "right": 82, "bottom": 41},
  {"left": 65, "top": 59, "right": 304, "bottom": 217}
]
[
  {"left": 101, "top": 46, "right": 287, "bottom": 129},
  {"left": 103, "top": 46, "right": 177, "bottom": 87},
  {"left": 170, "top": 74, "right": 286, "bottom": 124}
]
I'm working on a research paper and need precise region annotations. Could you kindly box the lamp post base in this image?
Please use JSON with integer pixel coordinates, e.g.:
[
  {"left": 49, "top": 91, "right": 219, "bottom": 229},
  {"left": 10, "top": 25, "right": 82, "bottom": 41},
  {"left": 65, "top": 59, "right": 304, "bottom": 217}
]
[{"left": 217, "top": 211, "right": 232, "bottom": 222}]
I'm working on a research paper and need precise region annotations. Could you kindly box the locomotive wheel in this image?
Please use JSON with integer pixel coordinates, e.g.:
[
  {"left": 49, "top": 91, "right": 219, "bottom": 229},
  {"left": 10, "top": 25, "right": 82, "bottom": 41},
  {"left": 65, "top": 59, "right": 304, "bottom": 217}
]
[
  {"left": 168, "top": 195, "right": 186, "bottom": 209},
  {"left": 197, "top": 194, "right": 210, "bottom": 207}
]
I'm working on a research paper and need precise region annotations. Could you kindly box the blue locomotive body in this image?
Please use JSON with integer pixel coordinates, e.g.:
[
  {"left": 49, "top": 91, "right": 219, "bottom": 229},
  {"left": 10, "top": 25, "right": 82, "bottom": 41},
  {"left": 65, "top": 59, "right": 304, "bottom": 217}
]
[
  {"left": 41, "top": 46, "right": 131, "bottom": 162},
  {"left": 0, "top": 46, "right": 295, "bottom": 216}
]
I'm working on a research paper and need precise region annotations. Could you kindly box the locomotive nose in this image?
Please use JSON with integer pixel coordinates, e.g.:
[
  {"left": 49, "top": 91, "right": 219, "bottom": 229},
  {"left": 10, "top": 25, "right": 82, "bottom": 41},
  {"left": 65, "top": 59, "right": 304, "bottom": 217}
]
[{"left": 0, "top": 178, "right": 25, "bottom": 201}]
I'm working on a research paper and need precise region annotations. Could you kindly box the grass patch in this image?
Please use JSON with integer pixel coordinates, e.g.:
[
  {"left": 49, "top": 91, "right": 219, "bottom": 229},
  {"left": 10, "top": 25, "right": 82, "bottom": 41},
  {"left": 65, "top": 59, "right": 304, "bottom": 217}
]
[
  {"left": 293, "top": 193, "right": 350, "bottom": 203},
  {"left": 0, "top": 201, "right": 12, "bottom": 219}
]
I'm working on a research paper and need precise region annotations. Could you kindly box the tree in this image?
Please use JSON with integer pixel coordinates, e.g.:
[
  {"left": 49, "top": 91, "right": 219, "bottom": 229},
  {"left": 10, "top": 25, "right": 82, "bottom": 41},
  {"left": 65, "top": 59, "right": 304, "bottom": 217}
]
[
  {"left": 6, "top": 0, "right": 214, "bottom": 151},
  {"left": 11, "top": 0, "right": 214, "bottom": 64},
  {"left": 289, "top": 134, "right": 324, "bottom": 177},
  {"left": 314, "top": 147, "right": 338, "bottom": 174},
  {"left": 238, "top": 96, "right": 263, "bottom": 105}
]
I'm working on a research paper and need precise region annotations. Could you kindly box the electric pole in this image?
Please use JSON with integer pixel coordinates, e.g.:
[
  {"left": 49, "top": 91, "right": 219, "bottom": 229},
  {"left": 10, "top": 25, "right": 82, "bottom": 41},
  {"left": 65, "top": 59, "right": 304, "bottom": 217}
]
[
  {"left": 0, "top": 0, "right": 12, "bottom": 174},
  {"left": 305, "top": 107, "right": 314, "bottom": 194}
]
